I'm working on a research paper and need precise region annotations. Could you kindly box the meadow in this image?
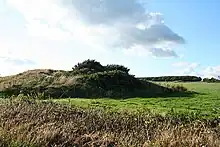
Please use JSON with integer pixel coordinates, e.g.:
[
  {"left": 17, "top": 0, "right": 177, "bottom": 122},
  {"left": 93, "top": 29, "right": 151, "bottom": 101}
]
[
  {"left": 0, "top": 82, "right": 219, "bottom": 146},
  {"left": 54, "top": 82, "right": 220, "bottom": 119}
]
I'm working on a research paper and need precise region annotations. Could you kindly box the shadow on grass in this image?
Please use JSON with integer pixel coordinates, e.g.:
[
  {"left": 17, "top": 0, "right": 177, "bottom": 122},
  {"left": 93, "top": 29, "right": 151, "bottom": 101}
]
[
  {"left": 1, "top": 90, "right": 200, "bottom": 100},
  {"left": 55, "top": 90, "right": 201, "bottom": 100},
  {"left": 1, "top": 81, "right": 203, "bottom": 100}
]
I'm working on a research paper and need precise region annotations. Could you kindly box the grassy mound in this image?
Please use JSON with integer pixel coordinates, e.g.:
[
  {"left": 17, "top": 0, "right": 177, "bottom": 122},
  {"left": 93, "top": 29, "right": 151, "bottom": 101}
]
[
  {"left": 0, "top": 59, "right": 186, "bottom": 98},
  {"left": 0, "top": 99, "right": 219, "bottom": 147}
]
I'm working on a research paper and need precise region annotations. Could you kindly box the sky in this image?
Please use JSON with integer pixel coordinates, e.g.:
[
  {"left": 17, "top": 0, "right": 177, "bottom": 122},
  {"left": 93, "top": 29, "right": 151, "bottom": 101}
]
[{"left": 0, "top": 0, "right": 220, "bottom": 78}]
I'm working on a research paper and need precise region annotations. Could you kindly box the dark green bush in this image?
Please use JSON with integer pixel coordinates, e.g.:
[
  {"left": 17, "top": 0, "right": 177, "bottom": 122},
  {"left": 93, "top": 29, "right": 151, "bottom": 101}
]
[
  {"left": 105, "top": 64, "right": 130, "bottom": 73},
  {"left": 72, "top": 59, "right": 104, "bottom": 75}
]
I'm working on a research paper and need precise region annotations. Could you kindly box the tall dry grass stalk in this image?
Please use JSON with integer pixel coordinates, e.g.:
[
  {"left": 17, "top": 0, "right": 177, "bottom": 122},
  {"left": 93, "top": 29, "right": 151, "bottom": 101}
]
[{"left": 0, "top": 99, "right": 219, "bottom": 147}]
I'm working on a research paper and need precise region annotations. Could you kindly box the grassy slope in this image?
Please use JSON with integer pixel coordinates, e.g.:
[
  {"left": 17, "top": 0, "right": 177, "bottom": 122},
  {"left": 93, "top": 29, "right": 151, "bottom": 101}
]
[
  {"left": 54, "top": 82, "right": 220, "bottom": 118},
  {"left": 0, "top": 69, "right": 71, "bottom": 89}
]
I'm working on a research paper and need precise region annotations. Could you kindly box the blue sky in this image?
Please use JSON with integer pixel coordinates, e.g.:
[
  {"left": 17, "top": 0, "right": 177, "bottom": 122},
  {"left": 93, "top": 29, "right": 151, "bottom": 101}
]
[{"left": 0, "top": 0, "right": 220, "bottom": 78}]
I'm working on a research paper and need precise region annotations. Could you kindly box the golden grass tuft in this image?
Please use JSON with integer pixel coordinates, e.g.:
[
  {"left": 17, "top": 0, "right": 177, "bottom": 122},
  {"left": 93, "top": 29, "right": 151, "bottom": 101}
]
[{"left": 0, "top": 99, "right": 219, "bottom": 147}]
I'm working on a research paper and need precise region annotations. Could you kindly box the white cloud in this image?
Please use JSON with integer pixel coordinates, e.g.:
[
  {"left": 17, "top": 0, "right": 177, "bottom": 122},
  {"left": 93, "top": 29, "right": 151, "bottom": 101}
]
[
  {"left": 65, "top": 0, "right": 185, "bottom": 54},
  {"left": 203, "top": 66, "right": 220, "bottom": 79},
  {"left": 0, "top": 55, "right": 35, "bottom": 76},
  {"left": 171, "top": 62, "right": 201, "bottom": 76},
  {"left": 172, "top": 62, "right": 200, "bottom": 68},
  {"left": 6, "top": 0, "right": 185, "bottom": 56},
  {"left": 123, "top": 46, "right": 178, "bottom": 58},
  {"left": 0, "top": 56, "right": 35, "bottom": 65},
  {"left": 171, "top": 62, "right": 220, "bottom": 78}
]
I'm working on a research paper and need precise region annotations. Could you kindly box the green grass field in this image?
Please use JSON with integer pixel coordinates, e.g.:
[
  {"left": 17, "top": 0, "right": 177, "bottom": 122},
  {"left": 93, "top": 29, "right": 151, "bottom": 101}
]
[
  {"left": 0, "top": 82, "right": 219, "bottom": 146},
  {"left": 54, "top": 82, "right": 220, "bottom": 118}
]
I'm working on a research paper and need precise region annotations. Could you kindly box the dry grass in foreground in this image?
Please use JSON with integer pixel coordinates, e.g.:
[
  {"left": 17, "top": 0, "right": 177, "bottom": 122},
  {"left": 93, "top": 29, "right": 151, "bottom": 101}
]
[{"left": 0, "top": 99, "right": 219, "bottom": 147}]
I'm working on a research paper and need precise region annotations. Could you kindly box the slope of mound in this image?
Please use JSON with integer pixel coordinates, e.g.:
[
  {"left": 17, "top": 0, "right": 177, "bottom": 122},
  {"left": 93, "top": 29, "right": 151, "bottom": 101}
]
[
  {"left": 0, "top": 59, "right": 183, "bottom": 98},
  {"left": 0, "top": 69, "right": 73, "bottom": 89}
]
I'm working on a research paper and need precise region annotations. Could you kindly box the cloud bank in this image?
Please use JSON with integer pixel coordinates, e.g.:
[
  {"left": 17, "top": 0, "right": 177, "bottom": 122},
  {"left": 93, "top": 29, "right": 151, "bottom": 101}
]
[{"left": 6, "top": 0, "right": 185, "bottom": 57}]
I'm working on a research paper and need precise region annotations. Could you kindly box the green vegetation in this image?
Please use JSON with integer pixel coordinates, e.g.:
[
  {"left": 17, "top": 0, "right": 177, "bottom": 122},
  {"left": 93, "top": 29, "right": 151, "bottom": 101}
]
[
  {"left": 203, "top": 77, "right": 220, "bottom": 83},
  {"left": 0, "top": 99, "right": 219, "bottom": 147},
  {"left": 0, "top": 59, "right": 187, "bottom": 98},
  {"left": 139, "top": 76, "right": 202, "bottom": 82},
  {"left": 54, "top": 82, "right": 220, "bottom": 119}
]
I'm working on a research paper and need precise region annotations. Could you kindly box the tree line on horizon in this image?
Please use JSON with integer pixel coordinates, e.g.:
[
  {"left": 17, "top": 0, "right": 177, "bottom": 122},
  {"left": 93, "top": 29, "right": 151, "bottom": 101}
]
[
  {"left": 138, "top": 76, "right": 202, "bottom": 82},
  {"left": 139, "top": 76, "right": 220, "bottom": 83},
  {"left": 203, "top": 77, "right": 220, "bottom": 83}
]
